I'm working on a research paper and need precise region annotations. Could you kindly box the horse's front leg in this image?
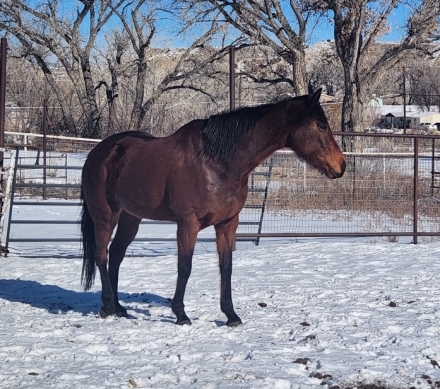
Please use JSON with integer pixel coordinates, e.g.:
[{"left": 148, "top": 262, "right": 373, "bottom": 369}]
[
  {"left": 215, "top": 215, "right": 242, "bottom": 327},
  {"left": 171, "top": 219, "right": 199, "bottom": 325},
  {"left": 108, "top": 212, "right": 141, "bottom": 317}
]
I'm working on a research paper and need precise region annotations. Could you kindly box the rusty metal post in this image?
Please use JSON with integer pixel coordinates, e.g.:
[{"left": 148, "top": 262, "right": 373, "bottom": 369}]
[
  {"left": 403, "top": 67, "right": 407, "bottom": 134},
  {"left": 413, "top": 136, "right": 418, "bottom": 244},
  {"left": 42, "top": 99, "right": 48, "bottom": 200},
  {"left": 229, "top": 46, "right": 235, "bottom": 111},
  {"left": 0, "top": 38, "right": 7, "bottom": 214},
  {"left": 431, "top": 138, "right": 435, "bottom": 197}
]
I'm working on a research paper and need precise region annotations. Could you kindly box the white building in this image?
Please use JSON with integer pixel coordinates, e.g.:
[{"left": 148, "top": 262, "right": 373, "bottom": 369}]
[{"left": 379, "top": 105, "right": 440, "bottom": 129}]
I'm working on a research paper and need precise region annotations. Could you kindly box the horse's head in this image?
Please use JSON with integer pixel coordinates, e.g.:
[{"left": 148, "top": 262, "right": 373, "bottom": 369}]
[{"left": 286, "top": 89, "right": 346, "bottom": 179}]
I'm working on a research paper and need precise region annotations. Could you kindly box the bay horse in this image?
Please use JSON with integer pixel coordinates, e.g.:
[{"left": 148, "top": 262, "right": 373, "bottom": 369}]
[{"left": 80, "top": 88, "right": 346, "bottom": 326}]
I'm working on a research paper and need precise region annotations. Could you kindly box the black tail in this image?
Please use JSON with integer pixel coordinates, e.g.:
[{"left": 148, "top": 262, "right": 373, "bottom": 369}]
[{"left": 80, "top": 190, "right": 96, "bottom": 291}]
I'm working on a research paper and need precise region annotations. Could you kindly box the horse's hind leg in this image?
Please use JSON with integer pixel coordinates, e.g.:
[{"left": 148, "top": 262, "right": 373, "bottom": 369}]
[
  {"left": 93, "top": 210, "right": 120, "bottom": 318},
  {"left": 108, "top": 211, "right": 141, "bottom": 317},
  {"left": 215, "top": 215, "right": 242, "bottom": 327}
]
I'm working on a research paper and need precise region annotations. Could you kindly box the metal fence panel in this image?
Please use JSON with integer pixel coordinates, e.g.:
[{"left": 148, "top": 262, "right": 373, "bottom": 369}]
[{"left": 4, "top": 131, "right": 440, "bottom": 251}]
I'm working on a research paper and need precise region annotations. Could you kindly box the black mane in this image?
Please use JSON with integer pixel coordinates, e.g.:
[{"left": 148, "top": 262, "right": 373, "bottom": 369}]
[{"left": 202, "top": 99, "right": 292, "bottom": 161}]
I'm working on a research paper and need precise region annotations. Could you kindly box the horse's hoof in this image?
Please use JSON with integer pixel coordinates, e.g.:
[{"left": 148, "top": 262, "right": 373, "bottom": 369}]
[
  {"left": 175, "top": 318, "right": 192, "bottom": 325},
  {"left": 115, "top": 308, "right": 128, "bottom": 318},
  {"left": 226, "top": 318, "right": 243, "bottom": 327},
  {"left": 99, "top": 306, "right": 114, "bottom": 318}
]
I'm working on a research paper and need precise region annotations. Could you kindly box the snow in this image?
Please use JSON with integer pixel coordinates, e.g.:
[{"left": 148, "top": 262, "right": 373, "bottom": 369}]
[
  {"left": 379, "top": 106, "right": 440, "bottom": 116},
  {"left": 1, "top": 204, "right": 440, "bottom": 388}
]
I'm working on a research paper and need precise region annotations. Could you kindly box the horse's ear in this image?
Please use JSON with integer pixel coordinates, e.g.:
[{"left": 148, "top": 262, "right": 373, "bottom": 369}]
[{"left": 308, "top": 88, "right": 322, "bottom": 107}]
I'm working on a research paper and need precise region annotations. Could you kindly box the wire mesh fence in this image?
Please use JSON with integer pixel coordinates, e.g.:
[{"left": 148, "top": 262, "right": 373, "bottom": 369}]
[
  {"left": 4, "top": 131, "right": 440, "bottom": 244},
  {"left": 234, "top": 133, "right": 440, "bottom": 242},
  {"left": 5, "top": 131, "right": 97, "bottom": 199}
]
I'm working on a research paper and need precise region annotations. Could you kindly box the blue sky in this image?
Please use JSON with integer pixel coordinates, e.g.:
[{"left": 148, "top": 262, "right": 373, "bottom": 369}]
[
  {"left": 153, "top": 2, "right": 416, "bottom": 48},
  {"left": 305, "top": 3, "right": 413, "bottom": 45},
  {"left": 21, "top": 0, "right": 419, "bottom": 49}
]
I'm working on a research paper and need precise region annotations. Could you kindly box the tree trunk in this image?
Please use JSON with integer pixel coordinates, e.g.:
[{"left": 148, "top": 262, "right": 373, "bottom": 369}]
[
  {"left": 104, "top": 59, "right": 121, "bottom": 137},
  {"left": 80, "top": 56, "right": 101, "bottom": 138},
  {"left": 291, "top": 51, "right": 307, "bottom": 95},
  {"left": 130, "top": 55, "right": 147, "bottom": 131},
  {"left": 34, "top": 55, "right": 77, "bottom": 135},
  {"left": 341, "top": 69, "right": 364, "bottom": 132}
]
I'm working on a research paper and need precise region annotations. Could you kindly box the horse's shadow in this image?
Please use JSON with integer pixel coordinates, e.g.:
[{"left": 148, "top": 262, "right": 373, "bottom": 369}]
[{"left": 0, "top": 278, "right": 170, "bottom": 318}]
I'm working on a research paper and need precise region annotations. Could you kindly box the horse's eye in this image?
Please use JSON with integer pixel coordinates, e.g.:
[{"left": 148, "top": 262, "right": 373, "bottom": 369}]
[{"left": 318, "top": 122, "right": 327, "bottom": 131}]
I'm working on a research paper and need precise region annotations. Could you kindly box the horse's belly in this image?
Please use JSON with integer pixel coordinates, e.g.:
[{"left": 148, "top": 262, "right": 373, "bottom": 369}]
[
  {"left": 115, "top": 172, "right": 176, "bottom": 221},
  {"left": 115, "top": 188, "right": 177, "bottom": 222},
  {"left": 114, "top": 164, "right": 247, "bottom": 226}
]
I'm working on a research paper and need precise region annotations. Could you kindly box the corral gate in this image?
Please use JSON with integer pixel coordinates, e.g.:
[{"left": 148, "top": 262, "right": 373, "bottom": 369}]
[{"left": 4, "top": 131, "right": 440, "bottom": 255}]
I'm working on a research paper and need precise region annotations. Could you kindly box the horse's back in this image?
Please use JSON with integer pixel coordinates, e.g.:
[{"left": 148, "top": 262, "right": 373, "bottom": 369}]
[{"left": 86, "top": 131, "right": 154, "bottom": 159}]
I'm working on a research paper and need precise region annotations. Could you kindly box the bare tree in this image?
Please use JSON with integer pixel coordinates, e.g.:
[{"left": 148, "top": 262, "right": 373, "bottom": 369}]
[
  {"left": 307, "top": 0, "right": 440, "bottom": 132},
  {"left": 96, "top": 0, "right": 232, "bottom": 132},
  {"left": 1, "top": 0, "right": 235, "bottom": 137},
  {"left": 179, "top": 0, "right": 318, "bottom": 95},
  {"left": 408, "top": 61, "right": 440, "bottom": 111},
  {"left": 113, "top": 3, "right": 229, "bottom": 130},
  {"left": 2, "top": 32, "right": 79, "bottom": 135},
  {"left": 4, "top": 54, "right": 49, "bottom": 134},
  {"left": 306, "top": 41, "right": 344, "bottom": 96},
  {"left": 0, "top": 0, "right": 127, "bottom": 138},
  {"left": 93, "top": 31, "right": 129, "bottom": 136}
]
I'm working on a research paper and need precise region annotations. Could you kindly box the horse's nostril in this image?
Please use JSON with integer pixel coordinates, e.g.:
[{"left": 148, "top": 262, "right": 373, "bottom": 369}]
[
  {"left": 330, "top": 168, "right": 338, "bottom": 178},
  {"left": 330, "top": 164, "right": 345, "bottom": 179},
  {"left": 341, "top": 160, "right": 346, "bottom": 173}
]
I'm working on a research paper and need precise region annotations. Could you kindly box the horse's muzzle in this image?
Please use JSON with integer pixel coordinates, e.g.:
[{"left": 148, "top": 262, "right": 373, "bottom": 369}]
[{"left": 328, "top": 160, "right": 346, "bottom": 179}]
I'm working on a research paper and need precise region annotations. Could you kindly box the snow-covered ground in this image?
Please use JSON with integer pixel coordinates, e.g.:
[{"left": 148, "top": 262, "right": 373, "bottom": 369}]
[{"left": 1, "top": 204, "right": 440, "bottom": 388}]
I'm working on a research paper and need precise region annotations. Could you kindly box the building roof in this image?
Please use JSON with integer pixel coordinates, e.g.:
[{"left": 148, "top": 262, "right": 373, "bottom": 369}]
[
  {"left": 380, "top": 105, "right": 439, "bottom": 118},
  {"left": 385, "top": 111, "right": 440, "bottom": 118}
]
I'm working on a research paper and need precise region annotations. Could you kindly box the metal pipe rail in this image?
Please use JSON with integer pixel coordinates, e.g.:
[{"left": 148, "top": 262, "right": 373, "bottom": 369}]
[{"left": 5, "top": 131, "right": 440, "bottom": 252}]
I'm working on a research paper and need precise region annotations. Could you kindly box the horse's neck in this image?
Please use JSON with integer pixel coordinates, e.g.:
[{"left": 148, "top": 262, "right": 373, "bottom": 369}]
[{"left": 231, "top": 122, "right": 286, "bottom": 176}]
